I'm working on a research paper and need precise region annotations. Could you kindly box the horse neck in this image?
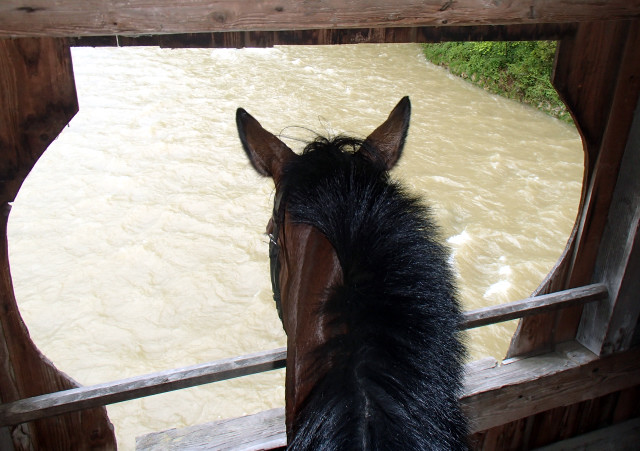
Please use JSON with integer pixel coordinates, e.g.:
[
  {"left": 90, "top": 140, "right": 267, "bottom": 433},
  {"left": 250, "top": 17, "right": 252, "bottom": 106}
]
[{"left": 278, "top": 216, "right": 342, "bottom": 438}]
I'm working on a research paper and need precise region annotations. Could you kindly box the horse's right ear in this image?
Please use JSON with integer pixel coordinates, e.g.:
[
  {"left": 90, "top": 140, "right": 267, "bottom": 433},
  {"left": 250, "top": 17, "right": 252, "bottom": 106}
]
[{"left": 236, "top": 108, "right": 296, "bottom": 182}]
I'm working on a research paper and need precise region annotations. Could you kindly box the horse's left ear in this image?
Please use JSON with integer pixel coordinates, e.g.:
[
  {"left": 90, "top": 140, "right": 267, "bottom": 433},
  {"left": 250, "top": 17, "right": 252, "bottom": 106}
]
[
  {"left": 362, "top": 96, "right": 411, "bottom": 170},
  {"left": 236, "top": 108, "right": 296, "bottom": 183}
]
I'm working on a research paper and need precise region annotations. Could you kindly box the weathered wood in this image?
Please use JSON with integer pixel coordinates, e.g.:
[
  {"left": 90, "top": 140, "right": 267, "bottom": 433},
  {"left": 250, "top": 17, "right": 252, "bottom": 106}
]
[
  {"left": 136, "top": 342, "right": 640, "bottom": 449},
  {"left": 66, "top": 23, "right": 578, "bottom": 48},
  {"left": 535, "top": 417, "right": 640, "bottom": 451},
  {"left": 135, "top": 407, "right": 287, "bottom": 451},
  {"left": 462, "top": 284, "right": 606, "bottom": 329},
  {"left": 577, "top": 86, "right": 640, "bottom": 356},
  {"left": 0, "top": 348, "right": 287, "bottom": 428},
  {"left": 507, "top": 19, "right": 640, "bottom": 358},
  {"left": 0, "top": 37, "right": 116, "bottom": 450},
  {"left": 463, "top": 342, "right": 640, "bottom": 433},
  {"left": 0, "top": 1, "right": 639, "bottom": 38}
]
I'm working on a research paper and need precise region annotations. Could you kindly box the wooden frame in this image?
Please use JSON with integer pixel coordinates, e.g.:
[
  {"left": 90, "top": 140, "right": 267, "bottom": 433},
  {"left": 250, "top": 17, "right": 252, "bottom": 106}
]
[{"left": 2, "top": 2, "right": 640, "bottom": 449}]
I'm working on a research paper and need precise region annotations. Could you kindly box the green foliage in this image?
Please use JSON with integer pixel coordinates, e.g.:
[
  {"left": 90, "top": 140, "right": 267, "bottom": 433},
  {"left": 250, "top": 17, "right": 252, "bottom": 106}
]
[{"left": 423, "top": 41, "right": 571, "bottom": 122}]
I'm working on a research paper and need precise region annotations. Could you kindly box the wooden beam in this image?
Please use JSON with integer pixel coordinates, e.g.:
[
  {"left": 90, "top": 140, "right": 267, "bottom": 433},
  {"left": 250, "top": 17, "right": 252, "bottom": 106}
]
[
  {"left": 577, "top": 96, "right": 640, "bottom": 356},
  {"left": 1, "top": 1, "right": 639, "bottom": 38},
  {"left": 67, "top": 23, "right": 578, "bottom": 48},
  {"left": 462, "top": 283, "right": 606, "bottom": 329},
  {"left": 0, "top": 348, "right": 287, "bottom": 428},
  {"left": 0, "top": 285, "right": 604, "bottom": 428}
]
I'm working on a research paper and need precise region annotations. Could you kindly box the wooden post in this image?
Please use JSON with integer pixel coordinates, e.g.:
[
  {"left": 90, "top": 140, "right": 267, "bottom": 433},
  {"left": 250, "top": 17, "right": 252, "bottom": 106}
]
[
  {"left": 577, "top": 98, "right": 640, "bottom": 355},
  {"left": 507, "top": 20, "right": 640, "bottom": 358},
  {"left": 0, "top": 37, "right": 116, "bottom": 450}
]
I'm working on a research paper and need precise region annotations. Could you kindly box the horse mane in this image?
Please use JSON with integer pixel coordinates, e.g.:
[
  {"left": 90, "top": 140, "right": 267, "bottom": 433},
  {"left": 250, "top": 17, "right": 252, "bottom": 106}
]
[{"left": 279, "top": 136, "right": 468, "bottom": 450}]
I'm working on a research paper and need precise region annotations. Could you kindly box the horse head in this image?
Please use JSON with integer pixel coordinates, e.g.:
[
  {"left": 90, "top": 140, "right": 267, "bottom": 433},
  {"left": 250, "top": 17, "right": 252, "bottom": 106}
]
[{"left": 236, "top": 97, "right": 467, "bottom": 450}]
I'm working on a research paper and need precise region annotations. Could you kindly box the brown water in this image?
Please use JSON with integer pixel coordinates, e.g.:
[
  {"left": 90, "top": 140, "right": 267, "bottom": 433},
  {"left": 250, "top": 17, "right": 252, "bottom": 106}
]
[{"left": 7, "top": 44, "right": 583, "bottom": 449}]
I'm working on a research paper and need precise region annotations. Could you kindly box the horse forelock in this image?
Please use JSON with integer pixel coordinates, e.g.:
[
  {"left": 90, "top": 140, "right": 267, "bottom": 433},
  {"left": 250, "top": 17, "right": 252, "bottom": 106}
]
[{"left": 278, "top": 135, "right": 469, "bottom": 450}]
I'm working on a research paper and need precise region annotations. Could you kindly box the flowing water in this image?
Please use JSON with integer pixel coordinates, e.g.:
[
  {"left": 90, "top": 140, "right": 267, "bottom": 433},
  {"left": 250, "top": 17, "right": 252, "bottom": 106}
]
[{"left": 7, "top": 44, "right": 583, "bottom": 448}]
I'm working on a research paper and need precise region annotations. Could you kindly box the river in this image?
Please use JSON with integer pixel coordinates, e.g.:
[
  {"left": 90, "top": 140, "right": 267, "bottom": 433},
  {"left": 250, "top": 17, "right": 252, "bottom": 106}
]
[{"left": 7, "top": 44, "right": 583, "bottom": 449}]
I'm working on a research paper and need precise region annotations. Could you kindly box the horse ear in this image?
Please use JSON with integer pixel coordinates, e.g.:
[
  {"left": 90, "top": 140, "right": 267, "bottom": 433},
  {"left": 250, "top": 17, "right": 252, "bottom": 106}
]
[
  {"left": 362, "top": 96, "right": 411, "bottom": 170},
  {"left": 236, "top": 108, "right": 296, "bottom": 182}
]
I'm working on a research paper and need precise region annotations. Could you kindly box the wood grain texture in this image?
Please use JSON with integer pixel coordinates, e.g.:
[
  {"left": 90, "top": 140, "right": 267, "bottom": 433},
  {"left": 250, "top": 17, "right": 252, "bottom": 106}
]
[
  {"left": 462, "top": 341, "right": 640, "bottom": 433},
  {"left": 135, "top": 407, "right": 287, "bottom": 450},
  {"left": 0, "top": 1, "right": 639, "bottom": 38}
]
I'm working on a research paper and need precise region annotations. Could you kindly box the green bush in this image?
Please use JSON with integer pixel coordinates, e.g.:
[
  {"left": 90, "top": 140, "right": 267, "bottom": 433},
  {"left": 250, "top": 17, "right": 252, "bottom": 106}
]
[{"left": 423, "top": 42, "right": 571, "bottom": 122}]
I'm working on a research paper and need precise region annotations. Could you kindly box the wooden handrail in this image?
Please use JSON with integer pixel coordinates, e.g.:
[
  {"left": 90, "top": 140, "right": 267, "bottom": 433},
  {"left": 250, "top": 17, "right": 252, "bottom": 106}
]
[
  {"left": 462, "top": 283, "right": 608, "bottom": 329},
  {"left": 0, "top": 347, "right": 286, "bottom": 428},
  {"left": 0, "top": 283, "right": 607, "bottom": 427}
]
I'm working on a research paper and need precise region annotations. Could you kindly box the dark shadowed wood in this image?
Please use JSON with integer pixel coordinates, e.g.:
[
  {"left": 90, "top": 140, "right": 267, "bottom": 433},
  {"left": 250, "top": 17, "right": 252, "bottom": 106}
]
[
  {"left": 66, "top": 24, "right": 578, "bottom": 48},
  {"left": 1, "top": 1, "right": 639, "bottom": 38},
  {"left": 535, "top": 418, "right": 640, "bottom": 451},
  {"left": 0, "top": 37, "right": 116, "bottom": 450}
]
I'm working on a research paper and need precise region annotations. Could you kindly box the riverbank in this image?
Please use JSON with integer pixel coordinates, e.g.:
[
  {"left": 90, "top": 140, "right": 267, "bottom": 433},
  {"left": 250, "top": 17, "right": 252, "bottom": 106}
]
[{"left": 423, "top": 42, "right": 572, "bottom": 123}]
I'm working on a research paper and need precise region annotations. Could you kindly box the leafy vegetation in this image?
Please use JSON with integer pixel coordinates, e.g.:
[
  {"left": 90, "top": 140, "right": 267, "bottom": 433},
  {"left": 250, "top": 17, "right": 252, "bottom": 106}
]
[{"left": 423, "top": 41, "right": 571, "bottom": 122}]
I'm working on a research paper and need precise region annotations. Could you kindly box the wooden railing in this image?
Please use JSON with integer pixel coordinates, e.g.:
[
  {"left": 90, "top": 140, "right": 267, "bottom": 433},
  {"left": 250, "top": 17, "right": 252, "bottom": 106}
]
[{"left": 0, "top": 283, "right": 608, "bottom": 428}]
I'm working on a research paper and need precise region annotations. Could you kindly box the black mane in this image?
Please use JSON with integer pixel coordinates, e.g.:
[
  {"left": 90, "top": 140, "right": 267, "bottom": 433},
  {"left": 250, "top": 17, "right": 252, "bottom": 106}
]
[{"left": 279, "top": 137, "right": 468, "bottom": 450}]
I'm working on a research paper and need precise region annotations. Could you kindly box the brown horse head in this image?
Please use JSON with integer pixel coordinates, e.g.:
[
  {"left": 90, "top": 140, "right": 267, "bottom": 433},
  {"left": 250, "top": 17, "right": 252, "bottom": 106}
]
[{"left": 237, "top": 98, "right": 468, "bottom": 449}]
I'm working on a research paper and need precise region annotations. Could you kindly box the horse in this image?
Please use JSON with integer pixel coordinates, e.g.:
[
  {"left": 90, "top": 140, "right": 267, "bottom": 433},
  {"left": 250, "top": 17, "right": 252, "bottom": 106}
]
[{"left": 237, "top": 97, "right": 468, "bottom": 450}]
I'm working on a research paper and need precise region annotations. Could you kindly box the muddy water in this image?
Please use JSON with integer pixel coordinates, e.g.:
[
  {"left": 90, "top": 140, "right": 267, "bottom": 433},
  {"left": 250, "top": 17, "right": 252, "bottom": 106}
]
[{"left": 7, "top": 44, "right": 583, "bottom": 448}]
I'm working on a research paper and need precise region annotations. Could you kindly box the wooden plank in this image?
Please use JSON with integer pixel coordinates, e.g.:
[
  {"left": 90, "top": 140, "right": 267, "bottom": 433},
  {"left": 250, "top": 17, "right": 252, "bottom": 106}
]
[
  {"left": 0, "top": 348, "right": 286, "bottom": 428},
  {"left": 462, "top": 284, "right": 607, "bottom": 329},
  {"left": 136, "top": 407, "right": 287, "bottom": 451},
  {"left": 1, "top": 1, "right": 639, "bottom": 38},
  {"left": 67, "top": 23, "right": 578, "bottom": 48},
  {"left": 463, "top": 341, "right": 640, "bottom": 433}
]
